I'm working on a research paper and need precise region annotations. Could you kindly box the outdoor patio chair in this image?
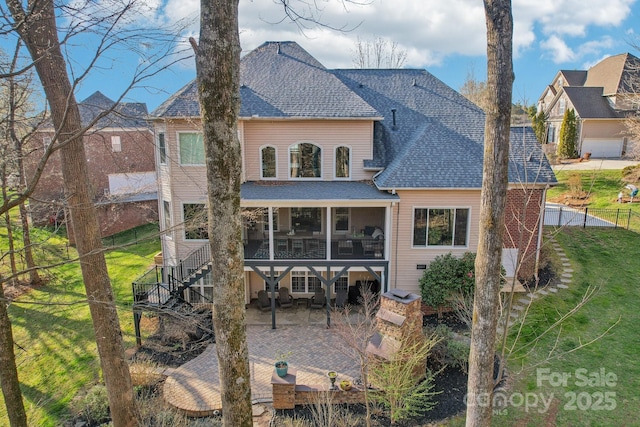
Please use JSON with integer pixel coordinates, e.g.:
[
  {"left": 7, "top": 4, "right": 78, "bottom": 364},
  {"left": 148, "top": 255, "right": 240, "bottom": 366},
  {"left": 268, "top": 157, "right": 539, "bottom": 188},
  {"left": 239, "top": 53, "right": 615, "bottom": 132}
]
[
  {"left": 278, "top": 286, "right": 294, "bottom": 308},
  {"left": 256, "top": 290, "right": 271, "bottom": 311},
  {"left": 310, "top": 288, "right": 326, "bottom": 309},
  {"left": 334, "top": 290, "right": 348, "bottom": 309}
]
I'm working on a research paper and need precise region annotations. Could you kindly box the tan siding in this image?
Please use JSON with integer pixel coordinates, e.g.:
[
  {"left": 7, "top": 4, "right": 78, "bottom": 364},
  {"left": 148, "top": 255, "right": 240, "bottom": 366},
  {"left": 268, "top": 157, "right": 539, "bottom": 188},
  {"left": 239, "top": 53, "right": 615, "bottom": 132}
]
[
  {"left": 390, "top": 190, "right": 481, "bottom": 294},
  {"left": 243, "top": 120, "right": 375, "bottom": 181},
  {"left": 581, "top": 119, "right": 626, "bottom": 140}
]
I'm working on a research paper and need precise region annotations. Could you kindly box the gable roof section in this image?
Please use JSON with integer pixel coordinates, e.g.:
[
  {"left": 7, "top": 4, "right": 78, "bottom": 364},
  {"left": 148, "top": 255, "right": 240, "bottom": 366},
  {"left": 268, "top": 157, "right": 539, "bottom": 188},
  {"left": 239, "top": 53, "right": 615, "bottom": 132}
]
[
  {"left": 584, "top": 53, "right": 640, "bottom": 96},
  {"left": 559, "top": 70, "right": 587, "bottom": 87},
  {"left": 563, "top": 87, "right": 619, "bottom": 119},
  {"left": 152, "top": 41, "right": 380, "bottom": 119}
]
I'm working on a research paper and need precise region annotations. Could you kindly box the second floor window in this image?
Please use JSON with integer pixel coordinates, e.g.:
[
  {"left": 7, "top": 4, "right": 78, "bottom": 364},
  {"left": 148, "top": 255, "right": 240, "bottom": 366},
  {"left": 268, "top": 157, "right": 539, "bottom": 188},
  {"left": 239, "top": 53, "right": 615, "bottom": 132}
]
[
  {"left": 335, "top": 146, "right": 350, "bottom": 178},
  {"left": 183, "top": 203, "right": 208, "bottom": 240},
  {"left": 179, "top": 132, "right": 204, "bottom": 165},
  {"left": 290, "top": 142, "right": 321, "bottom": 178},
  {"left": 261, "top": 146, "right": 276, "bottom": 178},
  {"left": 158, "top": 132, "right": 167, "bottom": 164}
]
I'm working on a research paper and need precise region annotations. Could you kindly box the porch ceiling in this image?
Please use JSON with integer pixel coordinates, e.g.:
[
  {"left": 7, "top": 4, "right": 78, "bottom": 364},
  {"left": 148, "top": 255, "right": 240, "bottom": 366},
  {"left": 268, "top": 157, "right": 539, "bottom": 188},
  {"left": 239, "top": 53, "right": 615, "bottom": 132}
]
[{"left": 240, "top": 181, "right": 399, "bottom": 204}]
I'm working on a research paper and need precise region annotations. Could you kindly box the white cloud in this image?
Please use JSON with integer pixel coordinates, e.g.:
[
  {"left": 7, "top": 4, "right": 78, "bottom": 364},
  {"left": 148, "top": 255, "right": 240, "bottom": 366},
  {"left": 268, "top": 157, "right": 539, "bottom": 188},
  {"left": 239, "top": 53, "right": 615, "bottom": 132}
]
[
  {"left": 540, "top": 35, "right": 576, "bottom": 63},
  {"left": 145, "top": 0, "right": 636, "bottom": 70}
]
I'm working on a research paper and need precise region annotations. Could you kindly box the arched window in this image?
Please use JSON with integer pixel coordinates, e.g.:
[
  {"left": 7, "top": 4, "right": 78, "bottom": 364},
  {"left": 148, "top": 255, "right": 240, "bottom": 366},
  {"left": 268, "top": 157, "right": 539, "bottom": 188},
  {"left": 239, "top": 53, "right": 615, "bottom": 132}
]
[
  {"left": 335, "top": 146, "right": 350, "bottom": 179},
  {"left": 261, "top": 146, "right": 276, "bottom": 178},
  {"left": 289, "top": 142, "right": 321, "bottom": 178}
]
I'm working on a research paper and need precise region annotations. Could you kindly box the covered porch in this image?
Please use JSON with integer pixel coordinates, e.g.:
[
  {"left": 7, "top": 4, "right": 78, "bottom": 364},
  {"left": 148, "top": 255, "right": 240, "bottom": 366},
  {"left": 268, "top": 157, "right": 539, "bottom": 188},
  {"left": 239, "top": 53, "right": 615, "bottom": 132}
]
[{"left": 241, "top": 181, "right": 397, "bottom": 262}]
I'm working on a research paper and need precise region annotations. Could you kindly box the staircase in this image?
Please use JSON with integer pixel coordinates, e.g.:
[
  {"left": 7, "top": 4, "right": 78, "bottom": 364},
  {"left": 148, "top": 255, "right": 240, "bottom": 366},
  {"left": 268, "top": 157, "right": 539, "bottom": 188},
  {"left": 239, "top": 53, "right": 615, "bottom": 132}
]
[{"left": 132, "top": 243, "right": 213, "bottom": 307}]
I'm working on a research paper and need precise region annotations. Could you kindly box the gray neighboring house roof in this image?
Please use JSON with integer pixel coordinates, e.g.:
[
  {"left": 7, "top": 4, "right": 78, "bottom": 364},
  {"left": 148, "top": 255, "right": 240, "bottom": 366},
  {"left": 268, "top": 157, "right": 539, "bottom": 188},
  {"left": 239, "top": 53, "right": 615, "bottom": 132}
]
[
  {"left": 153, "top": 41, "right": 556, "bottom": 190},
  {"left": 559, "top": 70, "right": 587, "bottom": 87},
  {"left": 563, "top": 87, "right": 620, "bottom": 119},
  {"left": 79, "top": 91, "right": 149, "bottom": 128},
  {"left": 41, "top": 91, "right": 149, "bottom": 129}
]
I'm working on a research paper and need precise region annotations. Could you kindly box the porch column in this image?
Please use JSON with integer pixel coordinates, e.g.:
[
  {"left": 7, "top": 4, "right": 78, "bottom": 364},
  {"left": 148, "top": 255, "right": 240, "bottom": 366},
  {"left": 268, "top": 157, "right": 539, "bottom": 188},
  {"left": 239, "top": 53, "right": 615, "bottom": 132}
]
[
  {"left": 268, "top": 206, "right": 274, "bottom": 261},
  {"left": 385, "top": 204, "right": 393, "bottom": 260},
  {"left": 325, "top": 206, "right": 331, "bottom": 260}
]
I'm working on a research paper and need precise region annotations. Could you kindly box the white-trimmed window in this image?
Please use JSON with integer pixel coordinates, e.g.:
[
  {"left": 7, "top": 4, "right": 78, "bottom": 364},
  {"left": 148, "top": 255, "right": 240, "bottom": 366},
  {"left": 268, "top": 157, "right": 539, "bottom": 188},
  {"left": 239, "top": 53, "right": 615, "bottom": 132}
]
[
  {"left": 291, "top": 207, "right": 322, "bottom": 233},
  {"left": 333, "top": 207, "right": 349, "bottom": 233},
  {"left": 290, "top": 142, "right": 322, "bottom": 178},
  {"left": 179, "top": 132, "right": 205, "bottom": 165},
  {"left": 559, "top": 98, "right": 566, "bottom": 115},
  {"left": 158, "top": 132, "right": 167, "bottom": 164},
  {"left": 413, "top": 208, "right": 469, "bottom": 247},
  {"left": 188, "top": 272, "right": 213, "bottom": 304},
  {"left": 163, "top": 200, "right": 172, "bottom": 232},
  {"left": 333, "top": 274, "right": 348, "bottom": 293},
  {"left": 261, "top": 146, "right": 276, "bottom": 178},
  {"left": 263, "top": 209, "right": 279, "bottom": 232},
  {"left": 264, "top": 271, "right": 282, "bottom": 292},
  {"left": 291, "top": 271, "right": 322, "bottom": 293},
  {"left": 183, "top": 203, "right": 208, "bottom": 240},
  {"left": 335, "top": 146, "right": 350, "bottom": 179},
  {"left": 111, "top": 136, "right": 122, "bottom": 152}
]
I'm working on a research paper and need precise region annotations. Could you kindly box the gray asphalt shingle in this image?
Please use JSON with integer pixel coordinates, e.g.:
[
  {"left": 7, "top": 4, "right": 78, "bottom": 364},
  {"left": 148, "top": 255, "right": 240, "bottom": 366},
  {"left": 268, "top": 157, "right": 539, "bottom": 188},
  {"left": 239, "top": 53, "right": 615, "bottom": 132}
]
[{"left": 152, "top": 41, "right": 556, "bottom": 189}]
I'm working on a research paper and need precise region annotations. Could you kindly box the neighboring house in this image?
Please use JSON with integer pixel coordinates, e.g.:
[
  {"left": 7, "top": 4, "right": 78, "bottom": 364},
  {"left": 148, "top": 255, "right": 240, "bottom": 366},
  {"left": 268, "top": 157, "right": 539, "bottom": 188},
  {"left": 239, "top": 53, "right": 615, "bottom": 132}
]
[
  {"left": 29, "top": 91, "right": 158, "bottom": 241},
  {"left": 137, "top": 41, "right": 555, "bottom": 311},
  {"left": 538, "top": 53, "right": 640, "bottom": 158}
]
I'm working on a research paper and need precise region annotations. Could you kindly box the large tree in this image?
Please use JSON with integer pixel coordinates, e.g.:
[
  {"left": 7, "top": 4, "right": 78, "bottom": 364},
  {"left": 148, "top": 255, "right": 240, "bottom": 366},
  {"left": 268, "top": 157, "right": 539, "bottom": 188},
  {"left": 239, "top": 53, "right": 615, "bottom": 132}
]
[
  {"left": 6, "top": 1, "right": 139, "bottom": 425},
  {"left": 466, "top": 1, "right": 513, "bottom": 426},
  {"left": 190, "top": 0, "right": 253, "bottom": 425}
]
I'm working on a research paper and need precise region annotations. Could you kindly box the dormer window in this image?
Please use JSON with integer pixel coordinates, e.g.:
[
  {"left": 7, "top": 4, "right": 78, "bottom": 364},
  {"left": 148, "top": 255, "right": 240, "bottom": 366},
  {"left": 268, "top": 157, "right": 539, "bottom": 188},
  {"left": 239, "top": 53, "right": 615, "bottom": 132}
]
[
  {"left": 289, "top": 142, "right": 321, "bottom": 178},
  {"left": 335, "top": 146, "right": 350, "bottom": 179},
  {"left": 261, "top": 146, "right": 276, "bottom": 178}
]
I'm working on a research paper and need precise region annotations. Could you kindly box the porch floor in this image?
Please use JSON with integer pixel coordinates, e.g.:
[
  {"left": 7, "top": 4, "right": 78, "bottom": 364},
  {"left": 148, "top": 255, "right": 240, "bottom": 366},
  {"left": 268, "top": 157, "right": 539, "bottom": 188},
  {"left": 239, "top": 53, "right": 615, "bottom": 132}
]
[{"left": 163, "top": 305, "right": 361, "bottom": 416}]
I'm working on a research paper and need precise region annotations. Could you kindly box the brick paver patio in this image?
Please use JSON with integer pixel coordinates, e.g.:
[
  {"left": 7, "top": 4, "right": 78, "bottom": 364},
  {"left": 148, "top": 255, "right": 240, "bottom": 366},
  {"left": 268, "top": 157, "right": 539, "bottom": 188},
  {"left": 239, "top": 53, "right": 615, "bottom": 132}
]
[{"left": 163, "top": 306, "right": 361, "bottom": 416}]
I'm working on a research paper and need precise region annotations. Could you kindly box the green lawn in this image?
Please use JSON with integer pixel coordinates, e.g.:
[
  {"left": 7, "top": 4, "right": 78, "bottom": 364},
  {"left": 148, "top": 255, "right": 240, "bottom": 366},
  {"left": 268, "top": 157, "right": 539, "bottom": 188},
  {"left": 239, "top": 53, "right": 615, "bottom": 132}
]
[
  {"left": 547, "top": 169, "right": 640, "bottom": 212},
  {"left": 445, "top": 228, "right": 639, "bottom": 426},
  {"left": 0, "top": 223, "right": 160, "bottom": 426}
]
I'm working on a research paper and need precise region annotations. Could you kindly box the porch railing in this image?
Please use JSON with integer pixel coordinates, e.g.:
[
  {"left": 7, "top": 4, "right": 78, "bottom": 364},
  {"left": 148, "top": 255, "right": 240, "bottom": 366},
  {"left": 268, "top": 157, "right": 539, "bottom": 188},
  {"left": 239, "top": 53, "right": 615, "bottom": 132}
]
[{"left": 243, "top": 237, "right": 385, "bottom": 260}]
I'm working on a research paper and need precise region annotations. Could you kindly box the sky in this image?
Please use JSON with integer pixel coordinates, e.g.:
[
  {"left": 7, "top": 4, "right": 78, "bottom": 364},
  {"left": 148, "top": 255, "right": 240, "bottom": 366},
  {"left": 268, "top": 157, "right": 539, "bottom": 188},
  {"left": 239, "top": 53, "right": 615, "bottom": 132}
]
[{"left": 63, "top": 0, "right": 640, "bottom": 112}]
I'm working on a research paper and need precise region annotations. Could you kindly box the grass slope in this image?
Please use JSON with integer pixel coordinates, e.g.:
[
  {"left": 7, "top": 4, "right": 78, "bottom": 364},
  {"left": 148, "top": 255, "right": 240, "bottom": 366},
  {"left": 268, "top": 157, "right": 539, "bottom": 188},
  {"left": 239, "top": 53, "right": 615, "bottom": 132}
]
[
  {"left": 490, "top": 228, "right": 640, "bottom": 426},
  {"left": 0, "top": 224, "right": 160, "bottom": 426}
]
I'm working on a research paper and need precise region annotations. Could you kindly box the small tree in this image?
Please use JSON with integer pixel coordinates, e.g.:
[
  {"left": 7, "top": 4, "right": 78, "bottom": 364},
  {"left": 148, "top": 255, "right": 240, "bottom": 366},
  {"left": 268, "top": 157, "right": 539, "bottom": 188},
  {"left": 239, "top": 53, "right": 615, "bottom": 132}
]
[
  {"left": 531, "top": 110, "right": 547, "bottom": 144},
  {"left": 369, "top": 335, "right": 440, "bottom": 425},
  {"left": 557, "top": 108, "right": 578, "bottom": 159},
  {"left": 419, "top": 252, "right": 476, "bottom": 310}
]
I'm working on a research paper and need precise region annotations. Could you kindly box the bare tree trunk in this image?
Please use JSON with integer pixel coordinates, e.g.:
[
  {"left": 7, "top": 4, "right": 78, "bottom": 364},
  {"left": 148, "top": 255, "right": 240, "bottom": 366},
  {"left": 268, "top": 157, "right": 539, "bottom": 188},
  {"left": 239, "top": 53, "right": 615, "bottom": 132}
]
[
  {"left": 191, "top": 1, "right": 252, "bottom": 426},
  {"left": 6, "top": 1, "right": 138, "bottom": 426},
  {"left": 18, "top": 203, "right": 40, "bottom": 286},
  {"left": 466, "top": 1, "right": 513, "bottom": 426},
  {"left": 2, "top": 185, "right": 18, "bottom": 282},
  {"left": 0, "top": 277, "right": 27, "bottom": 427}
]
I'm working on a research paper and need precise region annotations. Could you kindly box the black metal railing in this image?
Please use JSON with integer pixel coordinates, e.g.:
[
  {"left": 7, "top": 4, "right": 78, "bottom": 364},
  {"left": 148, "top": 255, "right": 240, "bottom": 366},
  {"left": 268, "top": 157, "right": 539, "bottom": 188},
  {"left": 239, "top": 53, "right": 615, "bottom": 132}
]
[{"left": 544, "top": 206, "right": 640, "bottom": 231}]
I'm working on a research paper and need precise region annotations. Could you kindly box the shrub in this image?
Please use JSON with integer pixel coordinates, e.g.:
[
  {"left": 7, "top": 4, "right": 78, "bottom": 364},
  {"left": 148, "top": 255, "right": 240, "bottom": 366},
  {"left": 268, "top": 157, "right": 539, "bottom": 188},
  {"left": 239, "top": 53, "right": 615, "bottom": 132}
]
[
  {"left": 74, "top": 384, "right": 110, "bottom": 426},
  {"left": 557, "top": 108, "right": 578, "bottom": 159},
  {"left": 419, "top": 252, "right": 476, "bottom": 309}
]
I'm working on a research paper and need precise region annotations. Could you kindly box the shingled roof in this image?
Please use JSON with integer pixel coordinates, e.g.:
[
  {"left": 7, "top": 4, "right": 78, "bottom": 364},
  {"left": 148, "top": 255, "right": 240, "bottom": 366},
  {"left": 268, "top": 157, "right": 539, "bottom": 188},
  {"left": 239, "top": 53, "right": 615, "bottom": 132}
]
[
  {"left": 153, "top": 41, "right": 555, "bottom": 189},
  {"left": 563, "top": 86, "right": 620, "bottom": 119},
  {"left": 78, "top": 91, "right": 148, "bottom": 128}
]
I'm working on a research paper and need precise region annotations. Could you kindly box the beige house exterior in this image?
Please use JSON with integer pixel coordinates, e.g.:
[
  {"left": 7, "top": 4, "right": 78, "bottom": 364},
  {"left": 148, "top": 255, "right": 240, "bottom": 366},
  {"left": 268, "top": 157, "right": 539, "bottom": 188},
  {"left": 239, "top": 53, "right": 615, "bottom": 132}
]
[
  {"left": 136, "top": 42, "right": 555, "bottom": 313},
  {"left": 538, "top": 53, "right": 640, "bottom": 158}
]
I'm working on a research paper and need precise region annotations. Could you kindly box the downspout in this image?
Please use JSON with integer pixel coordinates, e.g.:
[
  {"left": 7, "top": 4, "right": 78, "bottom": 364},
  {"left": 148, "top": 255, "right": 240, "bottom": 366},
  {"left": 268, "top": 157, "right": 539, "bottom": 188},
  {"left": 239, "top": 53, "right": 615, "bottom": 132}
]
[{"left": 393, "top": 199, "right": 400, "bottom": 290}]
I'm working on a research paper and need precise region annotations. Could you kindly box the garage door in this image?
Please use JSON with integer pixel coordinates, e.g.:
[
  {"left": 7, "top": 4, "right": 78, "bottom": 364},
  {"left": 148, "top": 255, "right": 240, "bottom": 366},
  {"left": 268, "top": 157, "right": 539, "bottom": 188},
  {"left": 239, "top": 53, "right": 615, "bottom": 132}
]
[{"left": 581, "top": 138, "right": 623, "bottom": 158}]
